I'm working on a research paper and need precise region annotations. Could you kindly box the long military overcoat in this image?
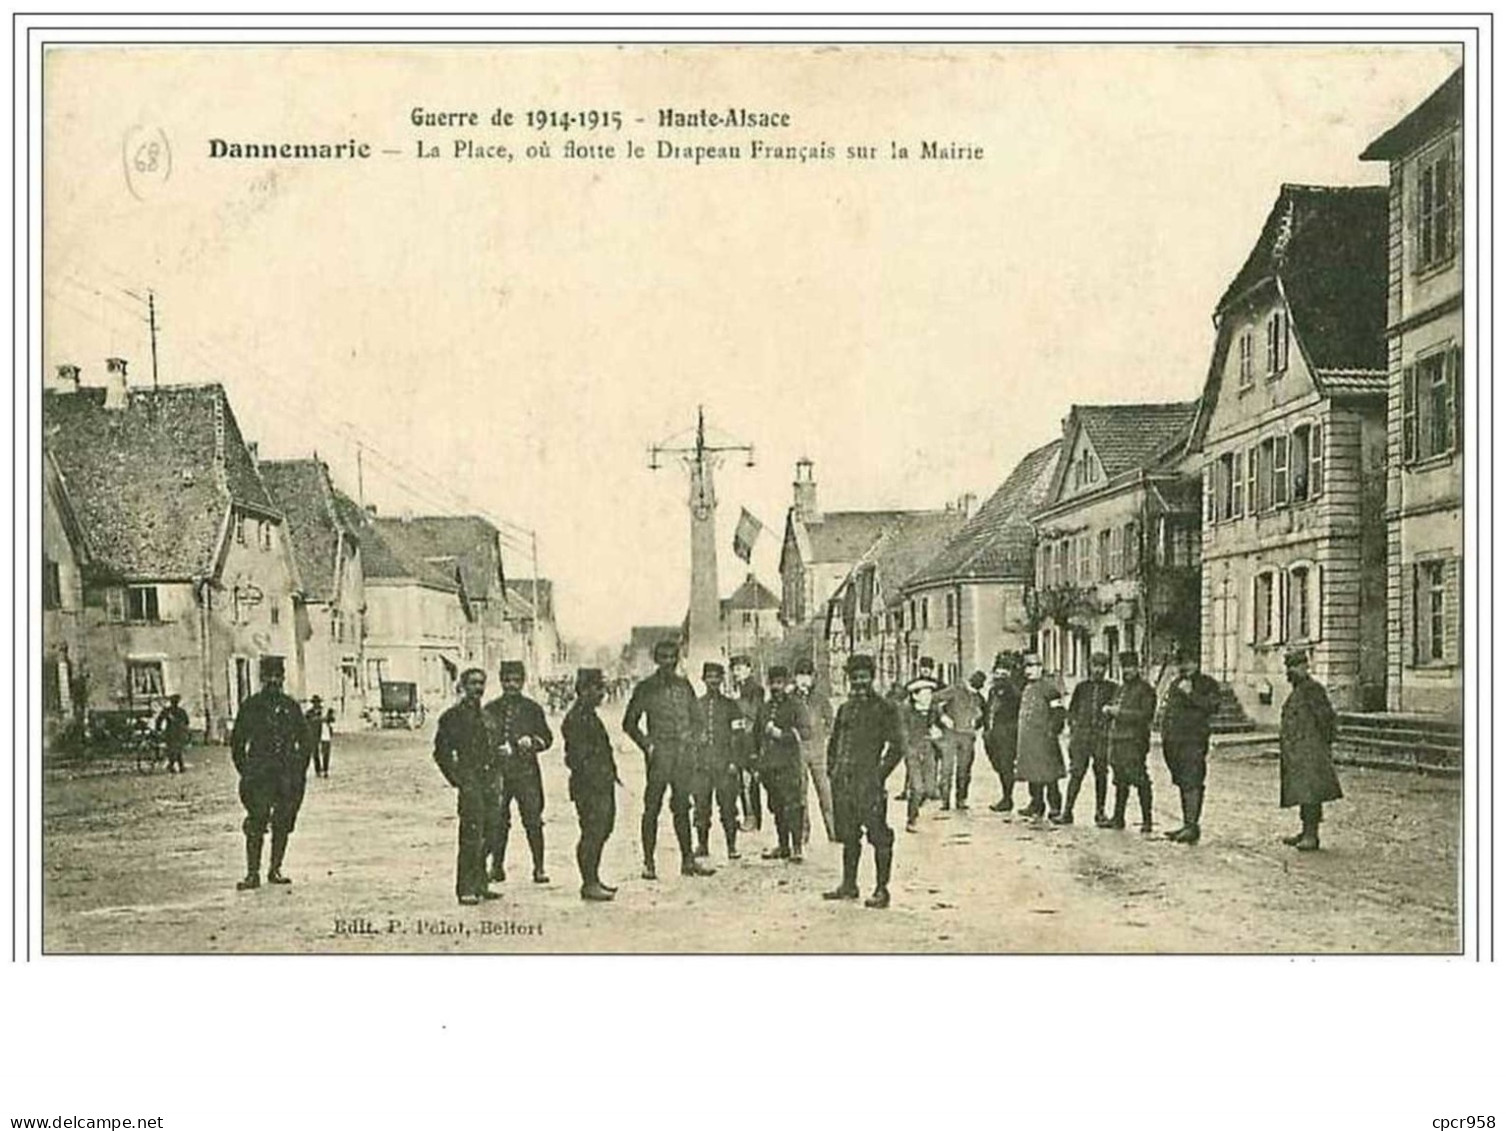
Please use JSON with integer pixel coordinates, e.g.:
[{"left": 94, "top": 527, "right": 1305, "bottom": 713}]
[
  {"left": 1279, "top": 676, "right": 1343, "bottom": 808},
  {"left": 1015, "top": 677, "right": 1066, "bottom": 783}
]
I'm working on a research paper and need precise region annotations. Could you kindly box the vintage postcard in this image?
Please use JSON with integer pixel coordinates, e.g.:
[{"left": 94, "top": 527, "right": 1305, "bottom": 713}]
[{"left": 32, "top": 37, "right": 1471, "bottom": 957}]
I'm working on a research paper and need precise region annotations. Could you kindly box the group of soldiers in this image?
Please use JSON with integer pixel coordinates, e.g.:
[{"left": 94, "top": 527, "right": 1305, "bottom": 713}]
[{"left": 226, "top": 635, "right": 1344, "bottom": 904}]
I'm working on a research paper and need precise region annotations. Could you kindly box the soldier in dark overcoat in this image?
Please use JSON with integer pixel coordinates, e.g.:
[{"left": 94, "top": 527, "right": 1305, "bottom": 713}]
[
  {"left": 433, "top": 668, "right": 500, "bottom": 905},
  {"left": 1279, "top": 649, "right": 1342, "bottom": 851},
  {"left": 623, "top": 640, "right": 716, "bottom": 880},
  {"left": 562, "top": 667, "right": 619, "bottom": 900},
  {"left": 1160, "top": 644, "right": 1222, "bottom": 844},
  {"left": 1101, "top": 651, "right": 1158, "bottom": 833},
  {"left": 230, "top": 657, "right": 311, "bottom": 891},
  {"left": 756, "top": 665, "right": 813, "bottom": 861},
  {"left": 483, "top": 660, "right": 555, "bottom": 885},
  {"left": 1015, "top": 653, "right": 1066, "bottom": 820},
  {"left": 982, "top": 652, "right": 1024, "bottom": 812},
  {"left": 693, "top": 661, "right": 743, "bottom": 860},
  {"left": 1056, "top": 652, "right": 1117, "bottom": 825},
  {"left": 730, "top": 655, "right": 765, "bottom": 832},
  {"left": 821, "top": 654, "right": 905, "bottom": 909}
]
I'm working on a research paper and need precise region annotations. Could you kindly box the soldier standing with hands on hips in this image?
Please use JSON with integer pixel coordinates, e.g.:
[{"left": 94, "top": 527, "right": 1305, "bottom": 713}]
[
  {"left": 484, "top": 660, "right": 554, "bottom": 886},
  {"left": 822, "top": 654, "right": 905, "bottom": 909},
  {"left": 623, "top": 639, "right": 717, "bottom": 880},
  {"left": 562, "top": 667, "right": 620, "bottom": 901},
  {"left": 433, "top": 667, "right": 501, "bottom": 905},
  {"left": 231, "top": 656, "right": 311, "bottom": 891}
]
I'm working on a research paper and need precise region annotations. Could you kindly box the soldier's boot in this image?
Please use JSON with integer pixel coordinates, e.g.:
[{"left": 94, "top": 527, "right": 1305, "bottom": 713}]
[
  {"left": 1045, "top": 782, "right": 1064, "bottom": 821},
  {"left": 789, "top": 823, "right": 805, "bottom": 864},
  {"left": 1166, "top": 786, "right": 1193, "bottom": 841},
  {"left": 1092, "top": 769, "right": 1109, "bottom": 824},
  {"left": 1102, "top": 785, "right": 1128, "bottom": 830},
  {"left": 641, "top": 812, "right": 659, "bottom": 880},
  {"left": 694, "top": 826, "right": 711, "bottom": 858},
  {"left": 236, "top": 833, "right": 263, "bottom": 891},
  {"left": 1058, "top": 773, "right": 1084, "bottom": 825},
  {"left": 1179, "top": 787, "right": 1203, "bottom": 844},
  {"left": 823, "top": 842, "right": 861, "bottom": 900},
  {"left": 763, "top": 810, "right": 790, "bottom": 859},
  {"left": 1295, "top": 804, "right": 1322, "bottom": 852},
  {"left": 865, "top": 846, "right": 892, "bottom": 909},
  {"left": 526, "top": 826, "right": 549, "bottom": 884},
  {"left": 267, "top": 830, "right": 292, "bottom": 884},
  {"left": 723, "top": 820, "right": 740, "bottom": 860},
  {"left": 491, "top": 826, "right": 510, "bottom": 883},
  {"left": 580, "top": 880, "right": 615, "bottom": 902},
  {"left": 1137, "top": 783, "right": 1154, "bottom": 834}
]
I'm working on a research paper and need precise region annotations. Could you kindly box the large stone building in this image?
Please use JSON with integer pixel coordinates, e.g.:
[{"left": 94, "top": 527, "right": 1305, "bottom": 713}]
[
  {"left": 260, "top": 458, "right": 366, "bottom": 719},
  {"left": 1361, "top": 67, "right": 1464, "bottom": 717},
  {"left": 719, "top": 574, "right": 781, "bottom": 662},
  {"left": 1033, "top": 404, "right": 1201, "bottom": 687},
  {"left": 899, "top": 440, "right": 1062, "bottom": 687},
  {"left": 1186, "top": 183, "right": 1390, "bottom": 725},
  {"left": 43, "top": 364, "right": 302, "bottom": 740}
]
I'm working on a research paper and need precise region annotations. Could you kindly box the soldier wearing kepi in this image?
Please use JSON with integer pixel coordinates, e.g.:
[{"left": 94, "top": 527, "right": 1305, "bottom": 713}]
[
  {"left": 793, "top": 657, "right": 836, "bottom": 843},
  {"left": 1015, "top": 653, "right": 1066, "bottom": 821},
  {"left": 154, "top": 693, "right": 191, "bottom": 774},
  {"left": 484, "top": 660, "right": 555, "bottom": 885},
  {"left": 433, "top": 667, "right": 501, "bottom": 905},
  {"left": 1160, "top": 643, "right": 1222, "bottom": 844},
  {"left": 938, "top": 670, "right": 987, "bottom": 811},
  {"left": 729, "top": 655, "right": 765, "bottom": 832},
  {"left": 822, "top": 654, "right": 905, "bottom": 909},
  {"left": 1055, "top": 652, "right": 1117, "bottom": 825},
  {"left": 562, "top": 667, "right": 619, "bottom": 901},
  {"left": 623, "top": 639, "right": 716, "bottom": 880},
  {"left": 1100, "top": 651, "right": 1158, "bottom": 833},
  {"left": 230, "top": 657, "right": 311, "bottom": 891},
  {"left": 982, "top": 652, "right": 1024, "bottom": 812},
  {"left": 1278, "top": 649, "right": 1342, "bottom": 852},
  {"left": 757, "top": 665, "right": 813, "bottom": 862},
  {"left": 693, "top": 661, "right": 743, "bottom": 861}
]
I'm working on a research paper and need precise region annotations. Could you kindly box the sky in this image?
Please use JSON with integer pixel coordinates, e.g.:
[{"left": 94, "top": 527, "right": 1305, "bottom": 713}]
[{"left": 42, "top": 44, "right": 1460, "bottom": 648}]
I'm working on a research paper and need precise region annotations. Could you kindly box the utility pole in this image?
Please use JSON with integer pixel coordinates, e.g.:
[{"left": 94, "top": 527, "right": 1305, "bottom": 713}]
[
  {"left": 356, "top": 443, "right": 366, "bottom": 508},
  {"left": 649, "top": 406, "right": 755, "bottom": 681},
  {"left": 147, "top": 290, "right": 160, "bottom": 395}
]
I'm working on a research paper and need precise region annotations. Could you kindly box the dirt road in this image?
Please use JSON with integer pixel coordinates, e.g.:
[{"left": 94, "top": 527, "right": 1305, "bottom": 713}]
[{"left": 41, "top": 721, "right": 1460, "bottom": 954}]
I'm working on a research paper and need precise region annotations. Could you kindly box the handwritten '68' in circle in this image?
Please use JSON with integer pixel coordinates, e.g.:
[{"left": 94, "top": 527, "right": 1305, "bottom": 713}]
[{"left": 122, "top": 125, "right": 172, "bottom": 200}]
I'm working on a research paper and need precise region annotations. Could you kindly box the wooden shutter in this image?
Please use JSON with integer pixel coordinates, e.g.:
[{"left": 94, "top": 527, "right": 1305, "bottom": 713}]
[
  {"left": 1448, "top": 346, "right": 1463, "bottom": 455},
  {"left": 1446, "top": 558, "right": 1462, "bottom": 666},
  {"left": 1204, "top": 465, "right": 1215, "bottom": 524},
  {"left": 1233, "top": 450, "right": 1245, "bottom": 516},
  {"left": 105, "top": 587, "right": 125, "bottom": 623},
  {"left": 1310, "top": 564, "right": 1323, "bottom": 643},
  {"left": 1402, "top": 365, "right": 1417, "bottom": 463},
  {"left": 1407, "top": 564, "right": 1419, "bottom": 666},
  {"left": 1273, "top": 434, "right": 1289, "bottom": 506},
  {"left": 1311, "top": 422, "right": 1324, "bottom": 497},
  {"left": 1275, "top": 569, "right": 1288, "bottom": 644},
  {"left": 1245, "top": 575, "right": 1258, "bottom": 645}
]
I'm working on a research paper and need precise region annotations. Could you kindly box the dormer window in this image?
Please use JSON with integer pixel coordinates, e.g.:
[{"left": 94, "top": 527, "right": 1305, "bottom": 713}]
[
  {"left": 1238, "top": 331, "right": 1255, "bottom": 388},
  {"left": 1266, "top": 310, "right": 1288, "bottom": 376}
]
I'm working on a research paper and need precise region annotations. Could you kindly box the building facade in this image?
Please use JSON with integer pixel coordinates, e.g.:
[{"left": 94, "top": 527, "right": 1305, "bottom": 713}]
[
  {"left": 1362, "top": 67, "right": 1465, "bottom": 717},
  {"left": 899, "top": 440, "right": 1062, "bottom": 689},
  {"left": 1032, "top": 404, "right": 1201, "bottom": 689},
  {"left": 1187, "top": 184, "right": 1390, "bottom": 725},
  {"left": 719, "top": 574, "right": 781, "bottom": 662},
  {"left": 43, "top": 367, "right": 302, "bottom": 741},
  {"left": 261, "top": 458, "right": 367, "bottom": 719}
]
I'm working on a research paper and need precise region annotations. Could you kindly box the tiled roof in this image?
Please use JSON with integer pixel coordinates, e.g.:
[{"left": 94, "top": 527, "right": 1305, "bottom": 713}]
[
  {"left": 1215, "top": 184, "right": 1389, "bottom": 376},
  {"left": 722, "top": 575, "right": 780, "bottom": 611},
  {"left": 1361, "top": 67, "right": 1463, "bottom": 161},
  {"left": 1315, "top": 368, "right": 1388, "bottom": 395},
  {"left": 362, "top": 516, "right": 463, "bottom": 592},
  {"left": 505, "top": 578, "right": 554, "bottom": 620},
  {"left": 260, "top": 459, "right": 355, "bottom": 604},
  {"left": 43, "top": 383, "right": 276, "bottom": 580},
  {"left": 396, "top": 516, "right": 504, "bottom": 600},
  {"left": 805, "top": 510, "right": 946, "bottom": 564},
  {"left": 1074, "top": 402, "right": 1199, "bottom": 481},
  {"left": 905, "top": 440, "right": 1062, "bottom": 588}
]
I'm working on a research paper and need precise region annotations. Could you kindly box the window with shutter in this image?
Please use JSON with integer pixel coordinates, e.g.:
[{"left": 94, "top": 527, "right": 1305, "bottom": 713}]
[
  {"left": 1246, "top": 445, "right": 1259, "bottom": 514},
  {"left": 1446, "top": 558, "right": 1462, "bottom": 666},
  {"left": 1232, "top": 450, "right": 1244, "bottom": 517},
  {"left": 1291, "top": 427, "right": 1311, "bottom": 501},
  {"left": 1123, "top": 522, "right": 1138, "bottom": 576},
  {"left": 1402, "top": 365, "right": 1417, "bottom": 463},
  {"left": 1310, "top": 423, "right": 1324, "bottom": 497},
  {"left": 1448, "top": 347, "right": 1463, "bottom": 456},
  {"left": 1273, "top": 434, "right": 1289, "bottom": 506},
  {"left": 1203, "top": 466, "right": 1215, "bottom": 524}
]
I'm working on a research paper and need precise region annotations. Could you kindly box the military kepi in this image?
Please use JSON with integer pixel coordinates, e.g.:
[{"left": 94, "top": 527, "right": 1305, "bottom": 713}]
[
  {"left": 258, "top": 655, "right": 285, "bottom": 681},
  {"left": 702, "top": 661, "right": 725, "bottom": 677},
  {"left": 1118, "top": 651, "right": 1140, "bottom": 668},
  {"left": 846, "top": 653, "right": 876, "bottom": 674},
  {"left": 767, "top": 664, "right": 790, "bottom": 680},
  {"left": 575, "top": 667, "right": 604, "bottom": 690},
  {"left": 1284, "top": 648, "right": 1310, "bottom": 669},
  {"left": 499, "top": 660, "right": 526, "bottom": 679}
]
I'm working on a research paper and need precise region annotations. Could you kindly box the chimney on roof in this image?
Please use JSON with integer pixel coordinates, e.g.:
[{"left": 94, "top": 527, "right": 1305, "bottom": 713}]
[
  {"left": 958, "top": 492, "right": 977, "bottom": 519},
  {"left": 247, "top": 441, "right": 259, "bottom": 467},
  {"left": 793, "top": 457, "right": 819, "bottom": 523},
  {"left": 103, "top": 357, "right": 129, "bottom": 410},
  {"left": 52, "top": 363, "right": 81, "bottom": 393}
]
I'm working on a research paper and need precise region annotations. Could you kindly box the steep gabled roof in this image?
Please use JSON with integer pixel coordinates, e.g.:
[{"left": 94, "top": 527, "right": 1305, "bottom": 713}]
[
  {"left": 260, "top": 458, "right": 357, "bottom": 604},
  {"left": 1361, "top": 66, "right": 1463, "bottom": 161},
  {"left": 363, "top": 516, "right": 464, "bottom": 593},
  {"left": 805, "top": 510, "right": 948, "bottom": 564},
  {"left": 905, "top": 440, "right": 1061, "bottom": 588},
  {"left": 43, "top": 383, "right": 277, "bottom": 580},
  {"left": 398, "top": 516, "right": 505, "bottom": 600},
  {"left": 1190, "top": 184, "right": 1389, "bottom": 451},
  {"left": 722, "top": 575, "right": 779, "bottom": 612},
  {"left": 828, "top": 508, "right": 969, "bottom": 614},
  {"left": 1074, "top": 402, "right": 1199, "bottom": 482}
]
